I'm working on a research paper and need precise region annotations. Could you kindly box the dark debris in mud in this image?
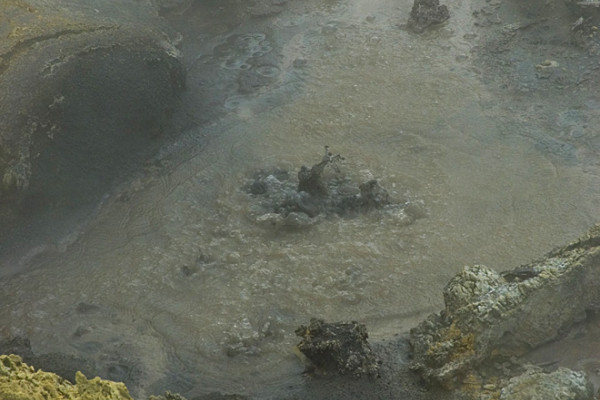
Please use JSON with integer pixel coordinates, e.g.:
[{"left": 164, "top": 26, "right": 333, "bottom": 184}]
[
  {"left": 295, "top": 318, "right": 380, "bottom": 378},
  {"left": 243, "top": 147, "right": 423, "bottom": 228},
  {"left": 407, "top": 0, "right": 450, "bottom": 33},
  {"left": 150, "top": 391, "right": 249, "bottom": 400}
]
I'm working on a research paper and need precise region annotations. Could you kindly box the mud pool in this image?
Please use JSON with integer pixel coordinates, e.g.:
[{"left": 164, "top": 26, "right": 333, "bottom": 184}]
[{"left": 1, "top": 0, "right": 599, "bottom": 398}]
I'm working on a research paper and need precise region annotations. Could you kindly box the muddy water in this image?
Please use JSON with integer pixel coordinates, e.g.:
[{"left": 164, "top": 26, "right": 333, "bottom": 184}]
[{"left": 1, "top": 0, "right": 599, "bottom": 398}]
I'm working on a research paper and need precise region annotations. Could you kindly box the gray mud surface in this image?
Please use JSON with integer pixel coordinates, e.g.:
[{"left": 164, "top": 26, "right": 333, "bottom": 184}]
[
  {"left": 158, "top": 2, "right": 600, "bottom": 397},
  {"left": 1, "top": 0, "right": 600, "bottom": 399},
  {"left": 471, "top": 0, "right": 600, "bottom": 168}
]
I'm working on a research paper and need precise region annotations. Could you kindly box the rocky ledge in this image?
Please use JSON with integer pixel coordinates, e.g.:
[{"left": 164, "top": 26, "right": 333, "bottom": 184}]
[{"left": 410, "top": 224, "right": 600, "bottom": 398}]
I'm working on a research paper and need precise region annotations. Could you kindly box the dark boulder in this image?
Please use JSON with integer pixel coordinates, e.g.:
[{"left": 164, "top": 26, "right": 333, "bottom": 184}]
[
  {"left": 407, "top": 0, "right": 450, "bottom": 33},
  {"left": 295, "top": 318, "right": 380, "bottom": 377}
]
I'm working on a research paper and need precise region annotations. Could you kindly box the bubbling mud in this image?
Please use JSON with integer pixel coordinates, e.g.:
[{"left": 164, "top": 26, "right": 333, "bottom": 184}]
[{"left": 0, "top": 0, "right": 599, "bottom": 398}]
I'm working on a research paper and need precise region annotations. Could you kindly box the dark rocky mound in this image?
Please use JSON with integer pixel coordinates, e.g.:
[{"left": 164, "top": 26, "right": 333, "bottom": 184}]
[
  {"left": 407, "top": 0, "right": 450, "bottom": 33},
  {"left": 295, "top": 318, "right": 380, "bottom": 377},
  {"left": 0, "top": 336, "right": 95, "bottom": 384}
]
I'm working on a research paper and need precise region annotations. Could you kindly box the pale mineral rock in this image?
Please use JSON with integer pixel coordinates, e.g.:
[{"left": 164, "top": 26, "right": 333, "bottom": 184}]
[
  {"left": 0, "top": 354, "right": 133, "bottom": 400},
  {"left": 499, "top": 366, "right": 593, "bottom": 400},
  {"left": 410, "top": 224, "right": 600, "bottom": 390}
]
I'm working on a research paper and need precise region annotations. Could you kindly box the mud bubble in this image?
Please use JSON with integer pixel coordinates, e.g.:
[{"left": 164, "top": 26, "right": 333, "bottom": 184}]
[{"left": 243, "top": 147, "right": 424, "bottom": 228}]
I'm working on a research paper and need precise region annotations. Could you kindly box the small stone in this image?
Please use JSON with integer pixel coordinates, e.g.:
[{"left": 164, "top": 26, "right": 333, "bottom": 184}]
[{"left": 293, "top": 58, "right": 307, "bottom": 68}]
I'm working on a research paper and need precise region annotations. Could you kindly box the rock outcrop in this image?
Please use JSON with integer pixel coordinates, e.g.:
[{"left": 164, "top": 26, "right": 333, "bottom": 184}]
[
  {"left": 498, "top": 366, "right": 593, "bottom": 400},
  {"left": 295, "top": 318, "right": 380, "bottom": 377},
  {"left": 0, "top": 354, "right": 133, "bottom": 400},
  {"left": 410, "top": 224, "right": 600, "bottom": 396}
]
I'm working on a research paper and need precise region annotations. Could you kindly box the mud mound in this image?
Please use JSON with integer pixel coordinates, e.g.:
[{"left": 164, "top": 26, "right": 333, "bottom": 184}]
[
  {"left": 295, "top": 318, "right": 380, "bottom": 377},
  {"left": 0, "top": 0, "right": 184, "bottom": 238},
  {"left": 244, "top": 147, "right": 425, "bottom": 228}
]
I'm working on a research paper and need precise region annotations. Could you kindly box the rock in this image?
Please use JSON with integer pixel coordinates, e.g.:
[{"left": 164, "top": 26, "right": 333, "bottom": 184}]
[
  {"left": 282, "top": 211, "right": 316, "bottom": 228},
  {"left": 0, "top": 336, "right": 35, "bottom": 361},
  {"left": 500, "top": 366, "right": 594, "bottom": 400},
  {"left": 407, "top": 0, "right": 450, "bottom": 33},
  {"left": 410, "top": 224, "right": 600, "bottom": 389},
  {"left": 0, "top": 0, "right": 184, "bottom": 225},
  {"left": 295, "top": 318, "right": 380, "bottom": 377},
  {"left": 0, "top": 354, "right": 133, "bottom": 400},
  {"left": 0, "top": 336, "right": 96, "bottom": 384},
  {"left": 0, "top": 335, "right": 148, "bottom": 398}
]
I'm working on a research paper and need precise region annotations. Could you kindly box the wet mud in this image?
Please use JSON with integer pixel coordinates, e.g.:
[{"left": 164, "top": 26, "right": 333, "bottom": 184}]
[{"left": 0, "top": 0, "right": 599, "bottom": 399}]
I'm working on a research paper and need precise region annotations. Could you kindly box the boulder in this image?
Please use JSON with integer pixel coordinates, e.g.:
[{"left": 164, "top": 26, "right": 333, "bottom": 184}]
[
  {"left": 407, "top": 0, "right": 450, "bottom": 33},
  {"left": 410, "top": 224, "right": 600, "bottom": 389},
  {"left": 295, "top": 318, "right": 380, "bottom": 377}
]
